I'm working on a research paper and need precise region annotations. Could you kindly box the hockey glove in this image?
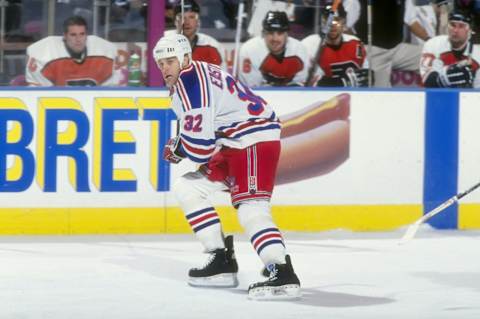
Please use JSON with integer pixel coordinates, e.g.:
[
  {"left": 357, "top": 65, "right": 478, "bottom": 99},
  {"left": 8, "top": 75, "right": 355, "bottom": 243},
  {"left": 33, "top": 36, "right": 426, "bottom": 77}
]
[
  {"left": 163, "top": 136, "right": 186, "bottom": 164},
  {"left": 341, "top": 68, "right": 371, "bottom": 87},
  {"left": 438, "top": 63, "right": 474, "bottom": 88}
]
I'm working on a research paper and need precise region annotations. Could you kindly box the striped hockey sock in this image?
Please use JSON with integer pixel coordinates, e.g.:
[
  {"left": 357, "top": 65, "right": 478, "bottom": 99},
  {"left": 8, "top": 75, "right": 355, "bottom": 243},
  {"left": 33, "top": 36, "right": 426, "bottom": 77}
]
[
  {"left": 250, "top": 227, "right": 286, "bottom": 265},
  {"left": 185, "top": 207, "right": 224, "bottom": 251}
]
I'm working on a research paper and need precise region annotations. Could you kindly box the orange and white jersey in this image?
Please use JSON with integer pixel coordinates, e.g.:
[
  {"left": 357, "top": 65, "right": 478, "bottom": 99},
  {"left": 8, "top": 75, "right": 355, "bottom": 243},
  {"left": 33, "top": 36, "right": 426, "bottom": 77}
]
[
  {"left": 165, "top": 30, "right": 225, "bottom": 69},
  {"left": 302, "top": 33, "right": 368, "bottom": 83},
  {"left": 192, "top": 33, "right": 225, "bottom": 69},
  {"left": 238, "top": 36, "right": 309, "bottom": 87},
  {"left": 420, "top": 35, "right": 480, "bottom": 88},
  {"left": 170, "top": 61, "right": 281, "bottom": 163},
  {"left": 26, "top": 35, "right": 121, "bottom": 86}
]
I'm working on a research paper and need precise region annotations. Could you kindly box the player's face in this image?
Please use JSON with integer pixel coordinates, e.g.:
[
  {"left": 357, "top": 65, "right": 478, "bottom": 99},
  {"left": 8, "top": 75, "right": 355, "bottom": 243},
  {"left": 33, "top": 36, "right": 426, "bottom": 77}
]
[
  {"left": 64, "top": 25, "right": 87, "bottom": 53},
  {"left": 157, "top": 57, "right": 181, "bottom": 88},
  {"left": 326, "top": 18, "right": 344, "bottom": 43},
  {"left": 176, "top": 12, "right": 199, "bottom": 40},
  {"left": 448, "top": 21, "right": 470, "bottom": 49},
  {"left": 264, "top": 31, "right": 288, "bottom": 55}
]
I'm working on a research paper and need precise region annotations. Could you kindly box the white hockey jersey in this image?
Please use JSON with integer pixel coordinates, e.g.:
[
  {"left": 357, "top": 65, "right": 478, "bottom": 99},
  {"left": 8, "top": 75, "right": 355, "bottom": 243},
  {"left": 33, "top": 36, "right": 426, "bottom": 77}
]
[
  {"left": 420, "top": 35, "right": 480, "bottom": 88},
  {"left": 26, "top": 35, "right": 121, "bottom": 86},
  {"left": 171, "top": 61, "right": 281, "bottom": 163},
  {"left": 238, "top": 36, "right": 310, "bottom": 87}
]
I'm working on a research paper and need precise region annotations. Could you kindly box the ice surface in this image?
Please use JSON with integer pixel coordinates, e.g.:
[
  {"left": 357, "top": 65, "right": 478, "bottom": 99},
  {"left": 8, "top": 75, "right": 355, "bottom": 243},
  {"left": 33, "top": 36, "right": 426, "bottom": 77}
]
[{"left": 1, "top": 228, "right": 480, "bottom": 319}]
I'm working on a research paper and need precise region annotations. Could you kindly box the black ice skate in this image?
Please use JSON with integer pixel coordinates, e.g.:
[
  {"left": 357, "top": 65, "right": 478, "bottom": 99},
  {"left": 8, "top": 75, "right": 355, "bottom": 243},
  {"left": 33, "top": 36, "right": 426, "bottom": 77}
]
[
  {"left": 188, "top": 235, "right": 239, "bottom": 288},
  {"left": 248, "top": 255, "right": 301, "bottom": 300}
]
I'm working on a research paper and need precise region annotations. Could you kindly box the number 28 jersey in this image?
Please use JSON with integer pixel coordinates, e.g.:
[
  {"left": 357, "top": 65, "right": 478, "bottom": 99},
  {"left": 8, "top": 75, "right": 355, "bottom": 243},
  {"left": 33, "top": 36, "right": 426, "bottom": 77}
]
[{"left": 170, "top": 61, "right": 281, "bottom": 163}]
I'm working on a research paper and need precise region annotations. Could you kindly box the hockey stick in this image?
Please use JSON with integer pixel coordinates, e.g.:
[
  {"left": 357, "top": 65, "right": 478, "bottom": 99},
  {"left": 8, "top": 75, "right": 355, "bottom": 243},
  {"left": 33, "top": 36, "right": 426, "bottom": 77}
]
[
  {"left": 177, "top": 0, "right": 187, "bottom": 36},
  {"left": 467, "top": 31, "right": 474, "bottom": 64},
  {"left": 306, "top": 0, "right": 342, "bottom": 86},
  {"left": 399, "top": 180, "right": 480, "bottom": 244},
  {"left": 232, "top": 0, "right": 245, "bottom": 78},
  {"left": 367, "top": 0, "right": 372, "bottom": 87},
  {"left": 181, "top": 0, "right": 185, "bottom": 34}
]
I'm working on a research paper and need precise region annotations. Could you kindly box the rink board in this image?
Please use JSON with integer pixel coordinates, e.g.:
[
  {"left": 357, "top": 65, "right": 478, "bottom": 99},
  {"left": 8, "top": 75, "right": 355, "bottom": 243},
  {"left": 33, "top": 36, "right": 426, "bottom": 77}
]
[
  {"left": 0, "top": 88, "right": 477, "bottom": 234},
  {"left": 0, "top": 205, "right": 422, "bottom": 235},
  {"left": 458, "top": 92, "right": 480, "bottom": 229}
]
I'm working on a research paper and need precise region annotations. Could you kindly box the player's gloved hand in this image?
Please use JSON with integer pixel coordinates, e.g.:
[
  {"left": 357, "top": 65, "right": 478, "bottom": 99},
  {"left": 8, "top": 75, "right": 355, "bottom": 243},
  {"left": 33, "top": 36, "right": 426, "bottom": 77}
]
[
  {"left": 163, "top": 136, "right": 186, "bottom": 164},
  {"left": 340, "top": 68, "right": 371, "bottom": 87},
  {"left": 438, "top": 63, "right": 473, "bottom": 88}
]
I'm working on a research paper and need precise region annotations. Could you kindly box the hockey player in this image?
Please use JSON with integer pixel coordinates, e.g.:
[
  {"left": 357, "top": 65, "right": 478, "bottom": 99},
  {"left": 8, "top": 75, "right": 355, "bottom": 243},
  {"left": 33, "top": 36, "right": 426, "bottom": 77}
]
[
  {"left": 302, "top": 5, "right": 370, "bottom": 87},
  {"left": 420, "top": 10, "right": 480, "bottom": 88},
  {"left": 153, "top": 33, "right": 301, "bottom": 300},
  {"left": 26, "top": 16, "right": 120, "bottom": 86},
  {"left": 165, "top": 0, "right": 225, "bottom": 69},
  {"left": 239, "top": 11, "right": 310, "bottom": 87}
]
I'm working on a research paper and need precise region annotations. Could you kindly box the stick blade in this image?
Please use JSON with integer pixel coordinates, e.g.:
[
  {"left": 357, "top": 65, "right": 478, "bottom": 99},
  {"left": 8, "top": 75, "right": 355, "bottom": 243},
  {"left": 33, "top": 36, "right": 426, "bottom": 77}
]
[{"left": 398, "top": 223, "right": 421, "bottom": 245}]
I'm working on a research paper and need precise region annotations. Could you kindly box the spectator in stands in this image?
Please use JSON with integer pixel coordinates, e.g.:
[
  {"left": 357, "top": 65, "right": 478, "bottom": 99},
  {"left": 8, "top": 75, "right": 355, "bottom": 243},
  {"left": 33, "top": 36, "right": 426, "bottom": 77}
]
[
  {"left": 54, "top": 1, "right": 94, "bottom": 35},
  {"left": 355, "top": 0, "right": 431, "bottom": 87},
  {"left": 239, "top": 10, "right": 310, "bottom": 87},
  {"left": 410, "top": 0, "right": 439, "bottom": 45},
  {"left": 302, "top": 4, "right": 370, "bottom": 87},
  {"left": 25, "top": 16, "right": 121, "bottom": 86},
  {"left": 165, "top": 0, "right": 177, "bottom": 29},
  {"left": 295, "top": 0, "right": 361, "bottom": 35},
  {"left": 165, "top": 0, "right": 225, "bottom": 69},
  {"left": 343, "top": 0, "right": 362, "bottom": 33},
  {"left": 109, "top": 0, "right": 147, "bottom": 42},
  {"left": 420, "top": 10, "right": 480, "bottom": 88}
]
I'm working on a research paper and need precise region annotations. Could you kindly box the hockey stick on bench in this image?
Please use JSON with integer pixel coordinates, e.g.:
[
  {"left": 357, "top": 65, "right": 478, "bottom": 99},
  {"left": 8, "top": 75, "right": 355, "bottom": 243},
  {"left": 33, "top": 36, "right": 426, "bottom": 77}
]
[{"left": 399, "top": 180, "right": 480, "bottom": 244}]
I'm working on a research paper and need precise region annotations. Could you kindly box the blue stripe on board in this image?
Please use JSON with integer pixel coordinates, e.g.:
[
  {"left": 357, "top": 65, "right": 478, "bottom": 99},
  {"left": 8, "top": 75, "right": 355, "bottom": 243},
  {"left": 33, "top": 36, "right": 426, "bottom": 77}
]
[{"left": 423, "top": 90, "right": 459, "bottom": 229}]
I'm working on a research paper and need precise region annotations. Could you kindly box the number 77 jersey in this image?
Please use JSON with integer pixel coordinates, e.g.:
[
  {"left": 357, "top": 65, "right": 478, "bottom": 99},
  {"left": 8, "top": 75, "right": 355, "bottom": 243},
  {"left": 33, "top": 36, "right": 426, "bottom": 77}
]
[{"left": 170, "top": 61, "right": 281, "bottom": 163}]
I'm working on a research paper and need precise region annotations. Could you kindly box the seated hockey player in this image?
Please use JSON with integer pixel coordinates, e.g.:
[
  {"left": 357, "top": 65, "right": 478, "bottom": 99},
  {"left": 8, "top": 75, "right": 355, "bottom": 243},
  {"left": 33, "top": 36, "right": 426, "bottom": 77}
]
[
  {"left": 239, "top": 10, "right": 310, "bottom": 87},
  {"left": 26, "top": 15, "right": 120, "bottom": 86},
  {"left": 153, "top": 33, "right": 301, "bottom": 300},
  {"left": 420, "top": 10, "right": 480, "bottom": 88},
  {"left": 302, "top": 4, "right": 371, "bottom": 87},
  {"left": 164, "top": 0, "right": 225, "bottom": 69}
]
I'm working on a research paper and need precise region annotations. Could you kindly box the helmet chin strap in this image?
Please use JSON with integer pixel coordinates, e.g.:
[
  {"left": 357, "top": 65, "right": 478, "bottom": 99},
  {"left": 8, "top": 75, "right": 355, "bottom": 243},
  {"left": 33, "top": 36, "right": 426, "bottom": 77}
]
[{"left": 181, "top": 55, "right": 191, "bottom": 69}]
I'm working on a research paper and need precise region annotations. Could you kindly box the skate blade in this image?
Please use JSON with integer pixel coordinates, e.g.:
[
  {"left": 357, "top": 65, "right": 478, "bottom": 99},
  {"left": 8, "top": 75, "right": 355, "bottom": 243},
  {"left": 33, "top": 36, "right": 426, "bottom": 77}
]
[
  {"left": 248, "top": 284, "right": 301, "bottom": 300},
  {"left": 188, "top": 273, "right": 239, "bottom": 288}
]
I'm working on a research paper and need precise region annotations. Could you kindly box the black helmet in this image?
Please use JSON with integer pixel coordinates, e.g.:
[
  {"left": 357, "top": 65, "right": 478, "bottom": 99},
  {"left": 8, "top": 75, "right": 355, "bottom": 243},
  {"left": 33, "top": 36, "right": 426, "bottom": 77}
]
[
  {"left": 448, "top": 10, "right": 472, "bottom": 24},
  {"left": 174, "top": 0, "right": 200, "bottom": 16},
  {"left": 262, "top": 11, "right": 290, "bottom": 32}
]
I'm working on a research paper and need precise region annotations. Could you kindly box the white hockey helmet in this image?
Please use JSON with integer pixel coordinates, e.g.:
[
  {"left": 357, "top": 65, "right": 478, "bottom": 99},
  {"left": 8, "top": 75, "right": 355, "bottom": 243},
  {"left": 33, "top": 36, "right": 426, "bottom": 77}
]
[{"left": 153, "top": 34, "right": 192, "bottom": 67}]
